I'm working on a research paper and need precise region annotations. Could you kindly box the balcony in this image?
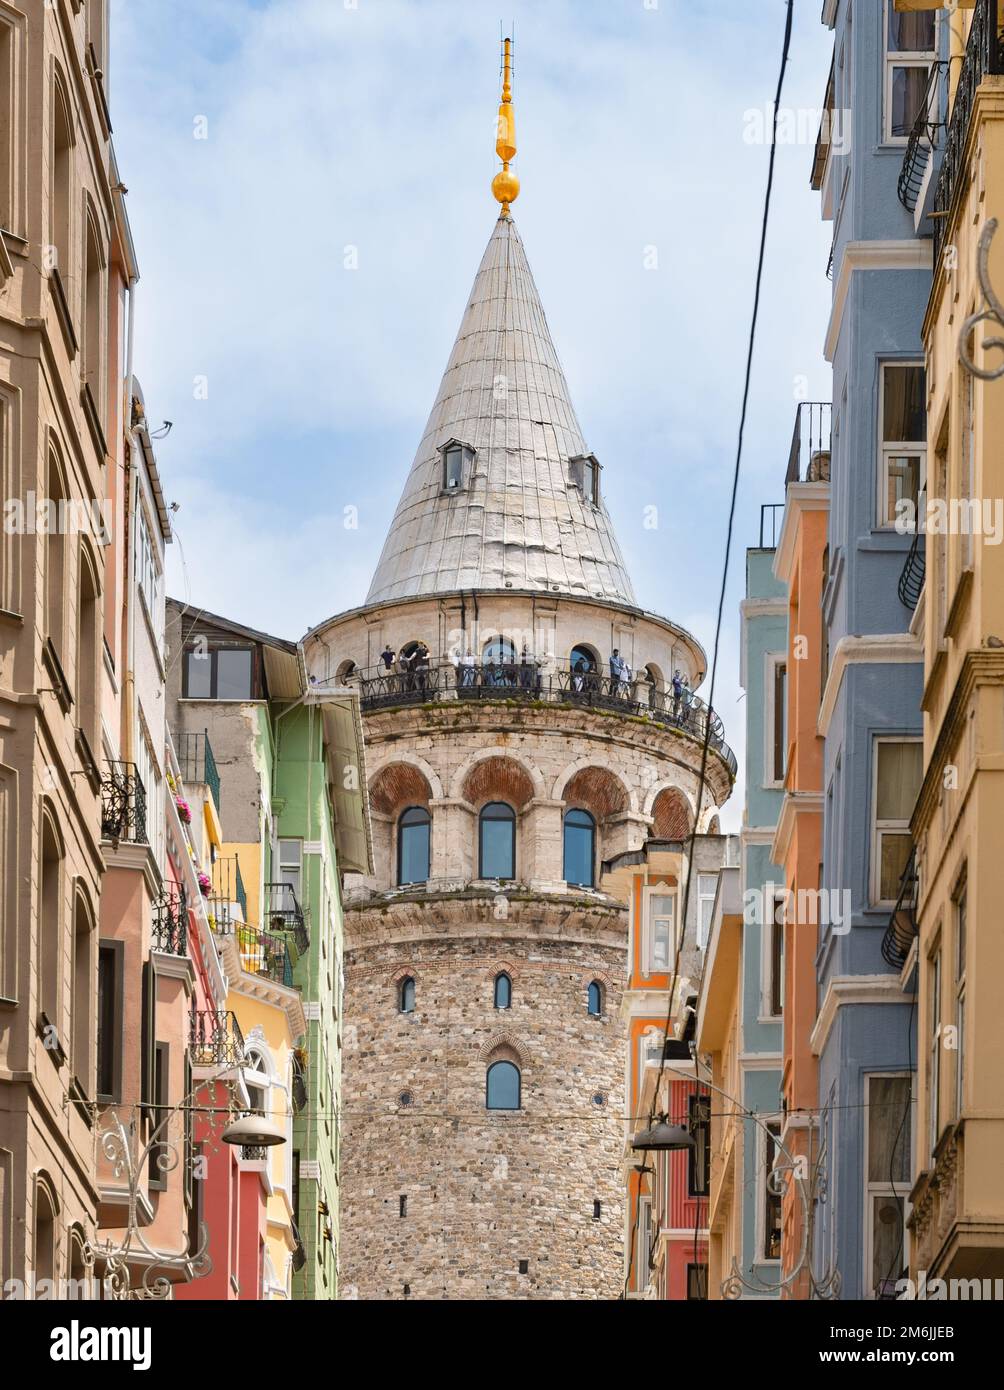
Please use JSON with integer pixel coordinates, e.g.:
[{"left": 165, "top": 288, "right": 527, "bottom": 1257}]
[
  {"left": 176, "top": 729, "right": 221, "bottom": 815},
  {"left": 786, "top": 401, "right": 832, "bottom": 486},
  {"left": 152, "top": 885, "right": 188, "bottom": 956},
  {"left": 933, "top": 0, "right": 1004, "bottom": 264},
  {"left": 881, "top": 850, "right": 919, "bottom": 972},
  {"left": 212, "top": 855, "right": 248, "bottom": 922},
  {"left": 898, "top": 529, "right": 926, "bottom": 611},
  {"left": 356, "top": 662, "right": 738, "bottom": 780},
  {"left": 759, "top": 503, "right": 785, "bottom": 549},
  {"left": 897, "top": 61, "right": 948, "bottom": 214},
  {"left": 189, "top": 1008, "right": 245, "bottom": 1068},
  {"left": 292, "top": 1059, "right": 308, "bottom": 1115},
  {"left": 233, "top": 922, "right": 294, "bottom": 988},
  {"left": 265, "top": 883, "right": 309, "bottom": 954},
  {"left": 101, "top": 761, "right": 147, "bottom": 845}
]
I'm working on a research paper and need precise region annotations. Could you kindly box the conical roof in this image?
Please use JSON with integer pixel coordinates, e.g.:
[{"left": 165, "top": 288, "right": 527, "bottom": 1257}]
[{"left": 365, "top": 215, "right": 636, "bottom": 606}]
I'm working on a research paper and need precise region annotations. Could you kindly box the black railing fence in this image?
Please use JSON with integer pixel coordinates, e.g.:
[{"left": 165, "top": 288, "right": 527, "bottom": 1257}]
[
  {"left": 101, "top": 761, "right": 147, "bottom": 845},
  {"left": 152, "top": 884, "right": 188, "bottom": 956}
]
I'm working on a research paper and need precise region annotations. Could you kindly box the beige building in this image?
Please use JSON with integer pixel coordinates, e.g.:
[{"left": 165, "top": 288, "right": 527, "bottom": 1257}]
[
  {"left": 303, "top": 86, "right": 736, "bottom": 1296},
  {"left": 902, "top": 0, "right": 1004, "bottom": 1285},
  {"left": 0, "top": 0, "right": 127, "bottom": 1293}
]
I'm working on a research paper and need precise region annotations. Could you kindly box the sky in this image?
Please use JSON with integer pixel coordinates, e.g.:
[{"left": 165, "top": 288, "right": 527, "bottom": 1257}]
[{"left": 109, "top": 0, "right": 834, "bottom": 829}]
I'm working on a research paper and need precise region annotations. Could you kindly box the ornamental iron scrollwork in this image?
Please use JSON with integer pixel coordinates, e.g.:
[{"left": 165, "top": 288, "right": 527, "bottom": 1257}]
[{"left": 960, "top": 219, "right": 1004, "bottom": 381}]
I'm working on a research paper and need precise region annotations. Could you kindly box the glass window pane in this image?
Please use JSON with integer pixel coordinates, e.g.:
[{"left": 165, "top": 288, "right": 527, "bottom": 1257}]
[
  {"left": 889, "top": 9, "right": 935, "bottom": 54},
  {"left": 216, "top": 648, "right": 253, "bottom": 699},
  {"left": 480, "top": 804, "right": 514, "bottom": 879},
  {"left": 883, "top": 365, "right": 926, "bottom": 441},
  {"left": 871, "top": 1193, "right": 905, "bottom": 1293},
  {"left": 885, "top": 454, "right": 922, "bottom": 522},
  {"left": 588, "top": 981, "right": 602, "bottom": 1016},
  {"left": 880, "top": 832, "right": 913, "bottom": 901},
  {"left": 486, "top": 1060, "right": 520, "bottom": 1110},
  {"left": 399, "top": 818, "right": 430, "bottom": 884},
  {"left": 868, "top": 1075, "right": 912, "bottom": 1182},
  {"left": 563, "top": 813, "right": 594, "bottom": 886},
  {"left": 876, "top": 742, "right": 923, "bottom": 820},
  {"left": 494, "top": 974, "right": 511, "bottom": 1009},
  {"left": 185, "top": 649, "right": 212, "bottom": 698},
  {"left": 444, "top": 446, "right": 462, "bottom": 488}
]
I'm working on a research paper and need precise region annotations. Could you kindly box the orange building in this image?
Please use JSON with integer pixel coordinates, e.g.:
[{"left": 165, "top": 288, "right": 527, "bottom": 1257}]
[{"left": 771, "top": 467, "right": 829, "bottom": 1298}]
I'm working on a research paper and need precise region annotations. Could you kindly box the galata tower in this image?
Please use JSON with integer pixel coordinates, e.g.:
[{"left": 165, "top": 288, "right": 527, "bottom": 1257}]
[{"left": 303, "top": 40, "right": 735, "bottom": 1300}]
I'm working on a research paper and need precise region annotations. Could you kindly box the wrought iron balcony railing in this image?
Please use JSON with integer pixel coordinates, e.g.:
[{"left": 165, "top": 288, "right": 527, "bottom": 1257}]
[
  {"left": 241, "top": 1144, "right": 268, "bottom": 1162},
  {"left": 233, "top": 922, "right": 294, "bottom": 988},
  {"left": 898, "top": 60, "right": 948, "bottom": 213},
  {"left": 189, "top": 1009, "right": 245, "bottom": 1068},
  {"left": 212, "top": 854, "right": 248, "bottom": 922},
  {"left": 759, "top": 503, "right": 785, "bottom": 549},
  {"left": 152, "top": 884, "right": 188, "bottom": 956},
  {"left": 933, "top": 0, "right": 1004, "bottom": 264},
  {"left": 101, "top": 761, "right": 147, "bottom": 845},
  {"left": 881, "top": 850, "right": 919, "bottom": 972},
  {"left": 176, "top": 729, "right": 221, "bottom": 815},
  {"left": 786, "top": 401, "right": 832, "bottom": 486},
  {"left": 355, "top": 662, "right": 738, "bottom": 779},
  {"left": 292, "top": 1061, "right": 308, "bottom": 1116},
  {"left": 898, "top": 529, "right": 926, "bottom": 611},
  {"left": 265, "top": 883, "right": 309, "bottom": 953}
]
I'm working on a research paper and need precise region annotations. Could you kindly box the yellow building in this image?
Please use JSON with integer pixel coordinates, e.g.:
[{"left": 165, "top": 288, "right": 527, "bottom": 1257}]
[{"left": 900, "top": 0, "right": 1004, "bottom": 1284}]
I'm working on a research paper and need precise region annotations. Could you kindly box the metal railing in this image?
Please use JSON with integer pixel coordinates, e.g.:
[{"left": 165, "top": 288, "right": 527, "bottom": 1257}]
[
  {"left": 355, "top": 660, "right": 737, "bottom": 779},
  {"left": 933, "top": 0, "right": 1004, "bottom": 264},
  {"left": 212, "top": 855, "right": 248, "bottom": 922},
  {"left": 898, "top": 61, "right": 948, "bottom": 213},
  {"left": 176, "top": 729, "right": 221, "bottom": 814},
  {"left": 786, "top": 402, "right": 832, "bottom": 486},
  {"left": 881, "top": 851, "right": 919, "bottom": 972},
  {"left": 241, "top": 1144, "right": 268, "bottom": 1162},
  {"left": 101, "top": 761, "right": 147, "bottom": 844},
  {"left": 152, "top": 884, "right": 188, "bottom": 956},
  {"left": 189, "top": 1009, "right": 245, "bottom": 1067},
  {"left": 292, "top": 1062, "right": 308, "bottom": 1116},
  {"left": 234, "top": 922, "right": 294, "bottom": 988},
  {"left": 898, "top": 530, "right": 926, "bottom": 611},
  {"left": 265, "top": 883, "right": 309, "bottom": 953},
  {"left": 759, "top": 503, "right": 785, "bottom": 549}
]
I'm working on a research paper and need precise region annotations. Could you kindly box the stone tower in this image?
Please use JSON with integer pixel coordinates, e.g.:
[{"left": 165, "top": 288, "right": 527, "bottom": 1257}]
[{"left": 302, "top": 45, "right": 735, "bottom": 1299}]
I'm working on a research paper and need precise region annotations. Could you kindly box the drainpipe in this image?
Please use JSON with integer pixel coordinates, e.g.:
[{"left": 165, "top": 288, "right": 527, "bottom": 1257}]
[{"left": 123, "top": 276, "right": 138, "bottom": 764}]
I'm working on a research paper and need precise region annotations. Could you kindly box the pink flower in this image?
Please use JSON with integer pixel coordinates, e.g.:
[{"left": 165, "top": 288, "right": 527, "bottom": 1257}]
[
  {"left": 175, "top": 796, "right": 192, "bottom": 824},
  {"left": 197, "top": 871, "right": 211, "bottom": 895}
]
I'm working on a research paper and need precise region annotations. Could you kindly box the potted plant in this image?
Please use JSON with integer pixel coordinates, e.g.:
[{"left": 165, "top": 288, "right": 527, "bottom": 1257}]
[
  {"left": 197, "top": 871, "right": 211, "bottom": 896},
  {"left": 175, "top": 796, "right": 192, "bottom": 824}
]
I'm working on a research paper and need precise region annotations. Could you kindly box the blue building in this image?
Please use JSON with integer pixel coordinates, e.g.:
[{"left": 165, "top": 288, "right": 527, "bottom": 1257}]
[
  {"left": 734, "top": 530, "right": 788, "bottom": 1295},
  {"left": 810, "top": 0, "right": 944, "bottom": 1299}
]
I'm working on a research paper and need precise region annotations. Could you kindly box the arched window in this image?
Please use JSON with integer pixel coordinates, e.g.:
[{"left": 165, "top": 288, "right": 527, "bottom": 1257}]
[
  {"left": 479, "top": 802, "right": 515, "bottom": 880},
  {"left": 39, "top": 811, "right": 63, "bottom": 1027},
  {"left": 563, "top": 808, "right": 596, "bottom": 887},
  {"left": 77, "top": 550, "right": 99, "bottom": 748},
  {"left": 483, "top": 636, "right": 517, "bottom": 665},
  {"left": 244, "top": 1048, "right": 269, "bottom": 1114},
  {"left": 397, "top": 806, "right": 431, "bottom": 885},
  {"left": 570, "top": 644, "right": 597, "bottom": 671},
  {"left": 33, "top": 1179, "right": 57, "bottom": 1287},
  {"left": 399, "top": 976, "right": 416, "bottom": 1014},
  {"left": 486, "top": 1059, "right": 521, "bottom": 1110},
  {"left": 587, "top": 980, "right": 604, "bottom": 1017},
  {"left": 494, "top": 972, "right": 512, "bottom": 1009}
]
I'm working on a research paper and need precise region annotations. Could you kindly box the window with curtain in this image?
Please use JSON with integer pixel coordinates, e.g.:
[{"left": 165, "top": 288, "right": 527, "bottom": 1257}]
[
  {"left": 493, "top": 972, "right": 512, "bottom": 1009},
  {"left": 479, "top": 802, "right": 515, "bottom": 880},
  {"left": 872, "top": 739, "right": 923, "bottom": 902},
  {"left": 486, "top": 1059, "right": 520, "bottom": 1110},
  {"left": 884, "top": 2, "right": 936, "bottom": 142},
  {"left": 397, "top": 806, "right": 430, "bottom": 885},
  {"left": 563, "top": 808, "right": 595, "bottom": 886},
  {"left": 880, "top": 363, "right": 926, "bottom": 526}
]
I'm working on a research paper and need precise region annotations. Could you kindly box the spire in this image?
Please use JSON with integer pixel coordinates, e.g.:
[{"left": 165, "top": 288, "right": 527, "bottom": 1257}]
[
  {"left": 365, "top": 212, "right": 637, "bottom": 607},
  {"left": 492, "top": 36, "right": 519, "bottom": 217}
]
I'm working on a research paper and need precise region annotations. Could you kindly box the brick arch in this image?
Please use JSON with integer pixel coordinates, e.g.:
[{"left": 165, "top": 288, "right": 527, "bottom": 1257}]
[
  {"left": 647, "top": 786, "right": 695, "bottom": 839},
  {"left": 389, "top": 964, "right": 423, "bottom": 986},
  {"left": 457, "top": 753, "right": 538, "bottom": 810},
  {"left": 553, "top": 762, "right": 632, "bottom": 818},
  {"left": 478, "top": 1030, "right": 530, "bottom": 1067},
  {"left": 579, "top": 968, "right": 615, "bottom": 992},
  {"left": 369, "top": 759, "right": 438, "bottom": 817},
  {"left": 484, "top": 958, "right": 520, "bottom": 986}
]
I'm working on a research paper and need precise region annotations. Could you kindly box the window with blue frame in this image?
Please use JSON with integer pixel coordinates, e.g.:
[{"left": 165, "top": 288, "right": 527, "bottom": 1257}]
[
  {"left": 479, "top": 802, "right": 515, "bottom": 880},
  {"left": 397, "top": 806, "right": 431, "bottom": 885},
  {"left": 494, "top": 972, "right": 512, "bottom": 1009},
  {"left": 486, "top": 1060, "right": 520, "bottom": 1110},
  {"left": 563, "top": 808, "right": 595, "bottom": 886}
]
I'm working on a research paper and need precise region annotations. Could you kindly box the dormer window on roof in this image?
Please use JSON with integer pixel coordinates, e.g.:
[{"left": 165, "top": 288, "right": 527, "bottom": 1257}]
[
  {"left": 570, "top": 454, "right": 600, "bottom": 506},
  {"left": 440, "top": 438, "right": 475, "bottom": 493}
]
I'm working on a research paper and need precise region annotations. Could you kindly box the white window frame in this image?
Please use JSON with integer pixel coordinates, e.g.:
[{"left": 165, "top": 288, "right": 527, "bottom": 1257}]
[
  {"left": 878, "top": 362, "right": 927, "bottom": 529},
  {"left": 696, "top": 873, "right": 718, "bottom": 952},
  {"left": 278, "top": 837, "right": 302, "bottom": 903},
  {"left": 763, "top": 652, "right": 787, "bottom": 789},
  {"left": 882, "top": 3, "right": 937, "bottom": 146},
  {"left": 755, "top": 1115, "right": 783, "bottom": 1266},
  {"left": 759, "top": 887, "right": 786, "bottom": 1022},
  {"left": 870, "top": 736, "right": 923, "bottom": 907},
  {"left": 642, "top": 885, "right": 676, "bottom": 975},
  {"left": 863, "top": 1071, "right": 914, "bottom": 1299},
  {"left": 439, "top": 438, "right": 475, "bottom": 494}
]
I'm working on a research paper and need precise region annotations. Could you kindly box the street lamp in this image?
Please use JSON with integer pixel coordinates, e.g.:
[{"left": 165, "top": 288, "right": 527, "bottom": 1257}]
[
  {"left": 630, "top": 1116, "right": 695, "bottom": 1152},
  {"left": 221, "top": 1112, "right": 286, "bottom": 1147}
]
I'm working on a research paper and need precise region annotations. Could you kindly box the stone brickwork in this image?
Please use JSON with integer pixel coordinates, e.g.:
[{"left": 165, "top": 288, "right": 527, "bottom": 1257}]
[{"left": 340, "top": 895, "right": 627, "bottom": 1300}]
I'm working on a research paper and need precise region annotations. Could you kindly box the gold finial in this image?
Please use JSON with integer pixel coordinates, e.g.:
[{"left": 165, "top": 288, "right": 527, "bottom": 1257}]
[{"left": 492, "top": 36, "right": 519, "bottom": 217}]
